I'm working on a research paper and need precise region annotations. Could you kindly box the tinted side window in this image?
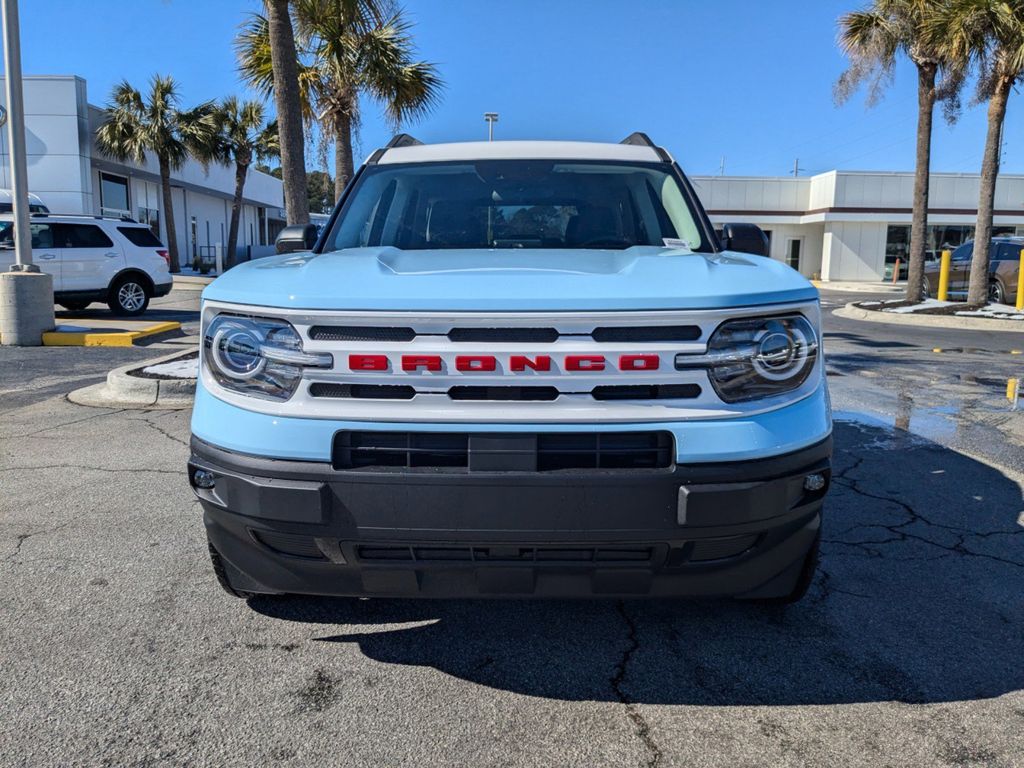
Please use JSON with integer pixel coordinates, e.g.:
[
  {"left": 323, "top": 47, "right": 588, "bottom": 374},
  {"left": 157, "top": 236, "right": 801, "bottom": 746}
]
[
  {"left": 117, "top": 226, "right": 163, "bottom": 247},
  {"left": 58, "top": 224, "right": 114, "bottom": 249},
  {"left": 995, "top": 243, "right": 1022, "bottom": 262},
  {"left": 952, "top": 243, "right": 973, "bottom": 261}
]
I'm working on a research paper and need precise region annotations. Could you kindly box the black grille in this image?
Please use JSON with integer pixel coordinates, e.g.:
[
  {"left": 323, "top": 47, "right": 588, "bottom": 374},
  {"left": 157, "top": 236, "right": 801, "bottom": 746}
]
[
  {"left": 308, "top": 325, "right": 415, "bottom": 342},
  {"left": 447, "top": 327, "right": 559, "bottom": 343},
  {"left": 310, "top": 383, "right": 416, "bottom": 400},
  {"left": 591, "top": 384, "right": 701, "bottom": 400},
  {"left": 591, "top": 325, "right": 701, "bottom": 342},
  {"left": 334, "top": 432, "right": 469, "bottom": 470},
  {"left": 448, "top": 386, "right": 559, "bottom": 401},
  {"left": 536, "top": 432, "right": 673, "bottom": 470},
  {"left": 356, "top": 544, "right": 656, "bottom": 565},
  {"left": 332, "top": 431, "right": 674, "bottom": 471},
  {"left": 252, "top": 531, "right": 326, "bottom": 560}
]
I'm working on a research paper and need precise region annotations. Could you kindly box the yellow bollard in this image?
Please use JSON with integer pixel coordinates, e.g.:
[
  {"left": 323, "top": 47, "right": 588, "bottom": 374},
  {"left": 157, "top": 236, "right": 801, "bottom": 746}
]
[
  {"left": 1016, "top": 248, "right": 1024, "bottom": 310},
  {"left": 1008, "top": 378, "right": 1018, "bottom": 402},
  {"left": 938, "top": 249, "right": 952, "bottom": 301}
]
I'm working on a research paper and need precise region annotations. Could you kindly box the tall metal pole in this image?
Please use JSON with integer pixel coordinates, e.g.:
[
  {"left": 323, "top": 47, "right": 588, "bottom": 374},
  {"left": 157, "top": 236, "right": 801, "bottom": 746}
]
[
  {"left": 2, "top": 0, "right": 33, "bottom": 271},
  {"left": 0, "top": 0, "right": 54, "bottom": 346}
]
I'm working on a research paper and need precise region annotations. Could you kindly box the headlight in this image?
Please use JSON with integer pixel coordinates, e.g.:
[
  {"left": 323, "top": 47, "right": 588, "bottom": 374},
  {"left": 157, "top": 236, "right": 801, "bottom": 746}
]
[
  {"left": 676, "top": 314, "right": 818, "bottom": 403},
  {"left": 203, "top": 315, "right": 332, "bottom": 401}
]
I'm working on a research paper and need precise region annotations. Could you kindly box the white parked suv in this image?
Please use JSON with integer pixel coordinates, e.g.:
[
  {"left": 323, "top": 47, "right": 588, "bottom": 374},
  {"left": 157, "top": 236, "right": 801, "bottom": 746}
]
[{"left": 0, "top": 213, "right": 173, "bottom": 315}]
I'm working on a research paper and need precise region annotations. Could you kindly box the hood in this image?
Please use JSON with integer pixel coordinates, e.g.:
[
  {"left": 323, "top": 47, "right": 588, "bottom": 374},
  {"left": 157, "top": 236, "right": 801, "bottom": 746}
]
[{"left": 202, "top": 246, "right": 818, "bottom": 311}]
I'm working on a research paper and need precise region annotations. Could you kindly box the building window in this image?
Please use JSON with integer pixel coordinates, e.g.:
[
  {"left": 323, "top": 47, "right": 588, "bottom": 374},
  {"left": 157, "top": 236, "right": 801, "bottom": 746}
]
[
  {"left": 138, "top": 207, "right": 160, "bottom": 240},
  {"left": 785, "top": 238, "right": 802, "bottom": 270},
  {"left": 99, "top": 172, "right": 130, "bottom": 217},
  {"left": 885, "top": 225, "right": 910, "bottom": 265}
]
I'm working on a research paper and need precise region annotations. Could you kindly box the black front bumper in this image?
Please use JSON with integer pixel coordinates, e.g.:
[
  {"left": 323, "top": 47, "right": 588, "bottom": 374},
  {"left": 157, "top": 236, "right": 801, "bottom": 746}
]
[{"left": 189, "top": 435, "right": 831, "bottom": 599}]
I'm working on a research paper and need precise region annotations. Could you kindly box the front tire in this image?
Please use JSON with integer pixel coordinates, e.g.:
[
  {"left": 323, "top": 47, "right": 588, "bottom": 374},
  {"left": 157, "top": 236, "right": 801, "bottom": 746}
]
[
  {"left": 208, "top": 542, "right": 255, "bottom": 599},
  {"left": 747, "top": 532, "right": 821, "bottom": 605},
  {"left": 108, "top": 275, "right": 150, "bottom": 316},
  {"left": 989, "top": 279, "right": 1006, "bottom": 305}
]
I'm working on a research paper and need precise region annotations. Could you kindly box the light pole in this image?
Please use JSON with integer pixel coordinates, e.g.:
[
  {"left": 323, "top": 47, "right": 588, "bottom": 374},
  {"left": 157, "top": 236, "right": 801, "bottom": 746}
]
[
  {"left": 0, "top": 0, "right": 54, "bottom": 345},
  {"left": 483, "top": 112, "right": 498, "bottom": 142}
]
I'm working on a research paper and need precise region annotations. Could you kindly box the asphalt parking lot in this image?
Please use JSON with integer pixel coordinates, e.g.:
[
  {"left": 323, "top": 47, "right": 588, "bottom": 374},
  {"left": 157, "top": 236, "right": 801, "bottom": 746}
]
[{"left": 1, "top": 287, "right": 1023, "bottom": 767}]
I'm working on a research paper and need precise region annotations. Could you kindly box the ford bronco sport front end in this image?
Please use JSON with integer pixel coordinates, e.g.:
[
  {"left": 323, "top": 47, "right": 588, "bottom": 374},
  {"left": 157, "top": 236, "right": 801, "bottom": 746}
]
[{"left": 189, "top": 133, "right": 831, "bottom": 602}]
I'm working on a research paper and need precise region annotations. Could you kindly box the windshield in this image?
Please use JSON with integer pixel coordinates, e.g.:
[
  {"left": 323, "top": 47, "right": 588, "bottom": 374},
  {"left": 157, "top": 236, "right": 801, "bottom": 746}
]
[{"left": 324, "top": 160, "right": 709, "bottom": 252}]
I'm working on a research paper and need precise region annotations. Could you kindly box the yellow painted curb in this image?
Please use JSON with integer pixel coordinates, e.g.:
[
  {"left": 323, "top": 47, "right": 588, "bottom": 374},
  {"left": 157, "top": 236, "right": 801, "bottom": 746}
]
[{"left": 37, "top": 321, "right": 182, "bottom": 347}]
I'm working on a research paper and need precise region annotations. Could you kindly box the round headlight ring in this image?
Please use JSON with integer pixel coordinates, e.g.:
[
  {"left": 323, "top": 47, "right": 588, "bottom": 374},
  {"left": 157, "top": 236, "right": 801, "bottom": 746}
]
[
  {"left": 211, "top": 324, "right": 266, "bottom": 380},
  {"left": 751, "top": 320, "right": 813, "bottom": 382}
]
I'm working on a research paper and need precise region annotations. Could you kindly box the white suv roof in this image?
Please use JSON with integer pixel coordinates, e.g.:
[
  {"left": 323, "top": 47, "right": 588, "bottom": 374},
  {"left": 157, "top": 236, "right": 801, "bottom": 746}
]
[{"left": 375, "top": 138, "right": 667, "bottom": 166}]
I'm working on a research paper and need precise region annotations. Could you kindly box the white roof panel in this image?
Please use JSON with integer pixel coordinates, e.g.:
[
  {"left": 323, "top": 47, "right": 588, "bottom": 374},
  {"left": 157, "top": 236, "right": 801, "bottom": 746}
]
[{"left": 376, "top": 140, "right": 664, "bottom": 165}]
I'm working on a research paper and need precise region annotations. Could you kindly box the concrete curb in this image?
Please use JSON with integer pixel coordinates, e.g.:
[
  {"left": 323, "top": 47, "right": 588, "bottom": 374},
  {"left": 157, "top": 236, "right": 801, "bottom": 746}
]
[
  {"left": 833, "top": 302, "right": 1024, "bottom": 333},
  {"left": 68, "top": 350, "right": 196, "bottom": 409},
  {"left": 813, "top": 281, "right": 903, "bottom": 294}
]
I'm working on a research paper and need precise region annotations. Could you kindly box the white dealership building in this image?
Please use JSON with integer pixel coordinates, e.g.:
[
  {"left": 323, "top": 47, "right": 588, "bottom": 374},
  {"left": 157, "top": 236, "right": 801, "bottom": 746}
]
[
  {"left": 2, "top": 73, "right": 1022, "bottom": 281},
  {"left": 691, "top": 171, "right": 1024, "bottom": 281},
  {"left": 0, "top": 75, "right": 285, "bottom": 266}
]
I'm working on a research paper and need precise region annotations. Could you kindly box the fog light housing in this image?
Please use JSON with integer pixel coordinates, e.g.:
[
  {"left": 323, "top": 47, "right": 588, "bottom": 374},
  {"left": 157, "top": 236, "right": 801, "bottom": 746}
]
[
  {"left": 193, "top": 469, "right": 217, "bottom": 489},
  {"left": 803, "top": 473, "right": 826, "bottom": 492}
]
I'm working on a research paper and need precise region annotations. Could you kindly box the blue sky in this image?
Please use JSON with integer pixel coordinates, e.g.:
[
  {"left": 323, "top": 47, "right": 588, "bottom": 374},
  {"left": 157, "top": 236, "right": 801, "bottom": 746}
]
[{"left": 12, "top": 0, "right": 1022, "bottom": 176}]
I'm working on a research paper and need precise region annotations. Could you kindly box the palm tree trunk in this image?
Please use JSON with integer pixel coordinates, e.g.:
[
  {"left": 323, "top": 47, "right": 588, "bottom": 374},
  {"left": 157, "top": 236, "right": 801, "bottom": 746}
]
[
  {"left": 335, "top": 111, "right": 355, "bottom": 203},
  {"left": 158, "top": 154, "right": 180, "bottom": 273},
  {"left": 267, "top": 0, "right": 309, "bottom": 226},
  {"left": 227, "top": 162, "right": 248, "bottom": 269},
  {"left": 967, "top": 80, "right": 1010, "bottom": 307},
  {"left": 905, "top": 63, "right": 936, "bottom": 304}
]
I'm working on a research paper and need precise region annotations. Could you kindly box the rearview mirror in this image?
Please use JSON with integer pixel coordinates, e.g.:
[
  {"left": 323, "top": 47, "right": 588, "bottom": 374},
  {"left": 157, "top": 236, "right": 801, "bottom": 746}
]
[
  {"left": 275, "top": 223, "right": 319, "bottom": 255},
  {"left": 719, "top": 223, "right": 769, "bottom": 257}
]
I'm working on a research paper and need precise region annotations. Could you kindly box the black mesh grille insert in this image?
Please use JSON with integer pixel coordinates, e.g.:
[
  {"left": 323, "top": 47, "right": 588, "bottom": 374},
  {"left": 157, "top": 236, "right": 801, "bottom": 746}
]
[
  {"left": 591, "top": 384, "right": 701, "bottom": 401},
  {"left": 536, "top": 432, "right": 674, "bottom": 470},
  {"left": 356, "top": 544, "right": 656, "bottom": 564},
  {"left": 308, "top": 325, "right": 415, "bottom": 342},
  {"left": 310, "top": 383, "right": 416, "bottom": 400},
  {"left": 332, "top": 431, "right": 674, "bottom": 471},
  {"left": 447, "top": 327, "right": 559, "bottom": 343},
  {"left": 448, "top": 386, "right": 559, "bottom": 401},
  {"left": 334, "top": 432, "right": 470, "bottom": 470},
  {"left": 252, "top": 531, "right": 326, "bottom": 560},
  {"left": 591, "top": 325, "right": 701, "bottom": 342}
]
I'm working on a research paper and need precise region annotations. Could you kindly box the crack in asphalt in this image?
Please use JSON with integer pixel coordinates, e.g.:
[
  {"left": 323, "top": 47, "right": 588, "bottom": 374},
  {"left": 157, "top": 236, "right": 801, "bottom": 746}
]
[
  {"left": 0, "top": 464, "right": 183, "bottom": 476},
  {"left": 133, "top": 414, "right": 190, "bottom": 449},
  {"left": 3, "top": 522, "right": 72, "bottom": 563},
  {"left": 612, "top": 601, "right": 663, "bottom": 768},
  {"left": 0, "top": 407, "right": 126, "bottom": 440},
  {"left": 827, "top": 449, "right": 1024, "bottom": 570}
]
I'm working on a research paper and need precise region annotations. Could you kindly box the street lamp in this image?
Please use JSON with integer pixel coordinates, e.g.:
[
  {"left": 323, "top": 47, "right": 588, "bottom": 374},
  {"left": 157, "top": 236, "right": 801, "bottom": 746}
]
[
  {"left": 483, "top": 112, "right": 498, "bottom": 142},
  {"left": 0, "top": 0, "right": 54, "bottom": 345}
]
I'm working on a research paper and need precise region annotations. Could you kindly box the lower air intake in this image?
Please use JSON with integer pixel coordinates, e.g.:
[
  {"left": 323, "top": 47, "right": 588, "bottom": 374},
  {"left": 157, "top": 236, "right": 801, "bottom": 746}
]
[{"left": 332, "top": 431, "right": 674, "bottom": 471}]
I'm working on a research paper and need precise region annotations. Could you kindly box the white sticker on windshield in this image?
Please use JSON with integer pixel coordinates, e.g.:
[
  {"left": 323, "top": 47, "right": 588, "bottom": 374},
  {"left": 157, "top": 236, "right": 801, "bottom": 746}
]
[{"left": 662, "top": 238, "right": 692, "bottom": 250}]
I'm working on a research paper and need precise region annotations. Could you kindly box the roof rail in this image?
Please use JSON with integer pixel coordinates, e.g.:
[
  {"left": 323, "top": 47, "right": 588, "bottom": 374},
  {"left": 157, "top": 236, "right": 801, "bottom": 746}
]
[
  {"left": 366, "top": 133, "right": 424, "bottom": 165},
  {"left": 620, "top": 132, "right": 656, "bottom": 148},
  {"left": 620, "top": 132, "right": 672, "bottom": 163},
  {"left": 387, "top": 133, "right": 423, "bottom": 149},
  {"left": 29, "top": 212, "right": 138, "bottom": 223}
]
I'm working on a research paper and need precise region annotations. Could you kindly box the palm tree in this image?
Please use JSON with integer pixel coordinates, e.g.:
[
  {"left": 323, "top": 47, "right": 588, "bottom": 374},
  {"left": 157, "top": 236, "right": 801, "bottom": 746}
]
[
  {"left": 201, "top": 98, "right": 279, "bottom": 268},
  {"left": 836, "top": 0, "right": 965, "bottom": 303},
  {"left": 262, "top": 0, "right": 310, "bottom": 226},
  {"left": 237, "top": 0, "right": 444, "bottom": 202},
  {"left": 96, "top": 76, "right": 214, "bottom": 273},
  {"left": 935, "top": 0, "right": 1024, "bottom": 306}
]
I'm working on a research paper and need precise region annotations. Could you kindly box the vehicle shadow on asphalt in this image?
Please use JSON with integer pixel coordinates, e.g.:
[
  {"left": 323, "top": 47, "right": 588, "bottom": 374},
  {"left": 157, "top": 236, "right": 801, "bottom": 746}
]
[{"left": 250, "top": 421, "right": 1024, "bottom": 706}]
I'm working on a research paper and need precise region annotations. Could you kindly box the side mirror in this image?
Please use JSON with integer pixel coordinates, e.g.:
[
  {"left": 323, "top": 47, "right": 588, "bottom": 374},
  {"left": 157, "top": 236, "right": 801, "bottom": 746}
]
[
  {"left": 275, "top": 223, "right": 319, "bottom": 255},
  {"left": 719, "top": 223, "right": 769, "bottom": 257}
]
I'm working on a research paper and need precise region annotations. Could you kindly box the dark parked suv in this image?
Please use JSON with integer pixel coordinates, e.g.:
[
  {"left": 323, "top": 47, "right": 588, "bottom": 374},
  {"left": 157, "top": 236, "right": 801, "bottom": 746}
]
[{"left": 923, "top": 237, "right": 1024, "bottom": 304}]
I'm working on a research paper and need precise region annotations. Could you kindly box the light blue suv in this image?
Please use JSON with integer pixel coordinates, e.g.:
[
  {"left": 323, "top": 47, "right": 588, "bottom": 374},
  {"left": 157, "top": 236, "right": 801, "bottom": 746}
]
[{"left": 189, "top": 133, "right": 831, "bottom": 602}]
